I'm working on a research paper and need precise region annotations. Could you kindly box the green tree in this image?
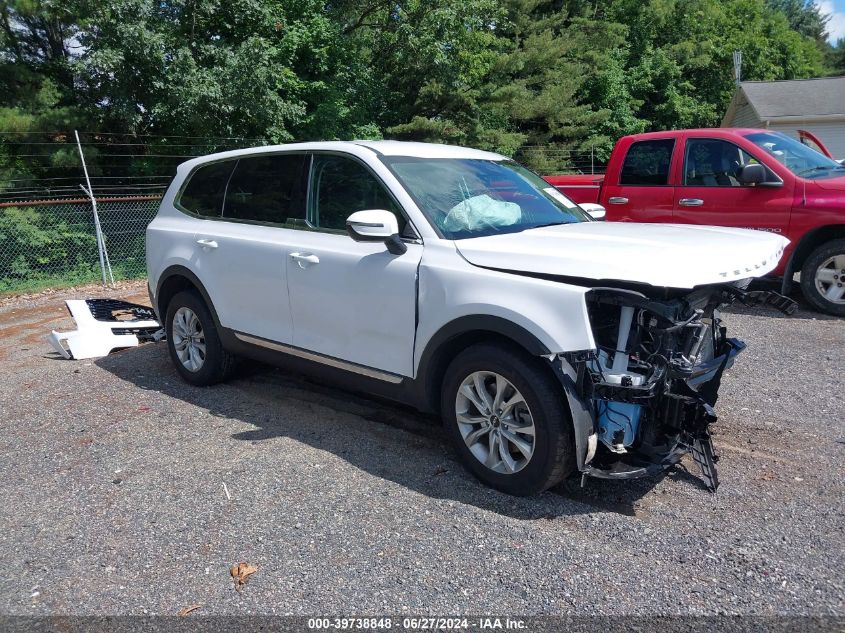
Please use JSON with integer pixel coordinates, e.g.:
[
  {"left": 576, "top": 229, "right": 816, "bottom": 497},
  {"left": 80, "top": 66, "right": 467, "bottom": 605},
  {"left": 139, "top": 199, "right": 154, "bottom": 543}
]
[
  {"left": 75, "top": 0, "right": 358, "bottom": 141},
  {"left": 766, "top": 0, "right": 829, "bottom": 41}
]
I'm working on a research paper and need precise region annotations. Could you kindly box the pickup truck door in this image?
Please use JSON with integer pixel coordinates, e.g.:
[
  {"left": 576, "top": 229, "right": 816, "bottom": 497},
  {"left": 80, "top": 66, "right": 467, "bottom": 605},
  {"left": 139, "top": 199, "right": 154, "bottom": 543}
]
[
  {"left": 672, "top": 137, "right": 791, "bottom": 235},
  {"left": 601, "top": 138, "right": 676, "bottom": 222},
  {"left": 284, "top": 153, "right": 422, "bottom": 378}
]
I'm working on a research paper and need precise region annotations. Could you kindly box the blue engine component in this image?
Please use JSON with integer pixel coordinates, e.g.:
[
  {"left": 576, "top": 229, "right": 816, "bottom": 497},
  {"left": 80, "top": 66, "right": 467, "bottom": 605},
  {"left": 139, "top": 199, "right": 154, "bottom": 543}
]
[{"left": 596, "top": 399, "right": 643, "bottom": 450}]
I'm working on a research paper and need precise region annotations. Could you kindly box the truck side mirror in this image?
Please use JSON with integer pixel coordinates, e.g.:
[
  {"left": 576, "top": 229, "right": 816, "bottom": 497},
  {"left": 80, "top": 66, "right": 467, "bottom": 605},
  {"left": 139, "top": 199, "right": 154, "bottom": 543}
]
[{"left": 738, "top": 164, "right": 766, "bottom": 185}]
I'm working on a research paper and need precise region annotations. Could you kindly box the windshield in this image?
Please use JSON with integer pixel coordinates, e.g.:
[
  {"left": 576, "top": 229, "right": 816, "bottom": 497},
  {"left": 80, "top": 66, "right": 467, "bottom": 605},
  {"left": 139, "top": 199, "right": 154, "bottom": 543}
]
[
  {"left": 382, "top": 157, "right": 590, "bottom": 239},
  {"left": 744, "top": 131, "right": 845, "bottom": 179}
]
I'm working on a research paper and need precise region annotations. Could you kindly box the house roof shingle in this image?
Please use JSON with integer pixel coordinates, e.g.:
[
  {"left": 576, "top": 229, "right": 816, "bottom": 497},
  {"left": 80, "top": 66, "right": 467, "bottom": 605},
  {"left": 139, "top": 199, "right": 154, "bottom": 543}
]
[{"left": 740, "top": 77, "right": 845, "bottom": 119}]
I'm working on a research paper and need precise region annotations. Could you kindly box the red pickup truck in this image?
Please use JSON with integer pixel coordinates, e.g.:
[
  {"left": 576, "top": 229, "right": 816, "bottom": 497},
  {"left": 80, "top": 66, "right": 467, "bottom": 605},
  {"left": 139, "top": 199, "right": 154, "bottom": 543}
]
[{"left": 545, "top": 128, "right": 845, "bottom": 316}]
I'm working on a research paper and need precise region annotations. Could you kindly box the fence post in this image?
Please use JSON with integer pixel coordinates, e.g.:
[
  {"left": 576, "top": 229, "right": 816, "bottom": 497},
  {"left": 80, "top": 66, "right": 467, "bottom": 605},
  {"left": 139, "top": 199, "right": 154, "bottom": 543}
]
[{"left": 74, "top": 130, "right": 114, "bottom": 287}]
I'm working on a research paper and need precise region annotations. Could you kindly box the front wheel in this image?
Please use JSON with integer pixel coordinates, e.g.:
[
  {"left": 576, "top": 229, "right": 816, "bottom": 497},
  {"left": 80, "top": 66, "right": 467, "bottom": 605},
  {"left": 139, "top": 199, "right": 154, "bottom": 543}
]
[
  {"left": 800, "top": 239, "right": 845, "bottom": 317},
  {"left": 440, "top": 342, "right": 574, "bottom": 496}
]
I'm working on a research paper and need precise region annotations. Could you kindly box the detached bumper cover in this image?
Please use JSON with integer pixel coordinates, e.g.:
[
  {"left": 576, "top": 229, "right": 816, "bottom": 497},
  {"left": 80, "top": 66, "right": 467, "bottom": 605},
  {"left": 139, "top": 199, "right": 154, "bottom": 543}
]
[{"left": 47, "top": 299, "right": 162, "bottom": 360}]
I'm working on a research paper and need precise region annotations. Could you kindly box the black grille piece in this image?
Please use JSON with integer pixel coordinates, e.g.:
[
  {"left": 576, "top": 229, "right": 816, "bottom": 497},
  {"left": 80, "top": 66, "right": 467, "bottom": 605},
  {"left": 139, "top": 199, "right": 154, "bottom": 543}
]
[{"left": 84, "top": 299, "right": 158, "bottom": 323}]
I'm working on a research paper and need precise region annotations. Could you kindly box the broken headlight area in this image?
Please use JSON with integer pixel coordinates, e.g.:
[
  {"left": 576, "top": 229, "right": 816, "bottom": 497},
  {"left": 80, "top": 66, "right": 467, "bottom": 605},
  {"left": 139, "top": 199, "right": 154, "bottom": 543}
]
[{"left": 563, "top": 283, "right": 795, "bottom": 492}]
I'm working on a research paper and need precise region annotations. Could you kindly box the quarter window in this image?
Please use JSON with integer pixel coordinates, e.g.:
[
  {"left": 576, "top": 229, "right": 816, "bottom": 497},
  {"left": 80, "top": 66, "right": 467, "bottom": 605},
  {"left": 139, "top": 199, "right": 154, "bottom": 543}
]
[
  {"left": 223, "top": 154, "right": 308, "bottom": 224},
  {"left": 178, "top": 160, "right": 236, "bottom": 217},
  {"left": 620, "top": 139, "right": 675, "bottom": 186},
  {"left": 309, "top": 155, "right": 405, "bottom": 233},
  {"left": 683, "top": 139, "right": 758, "bottom": 187}
]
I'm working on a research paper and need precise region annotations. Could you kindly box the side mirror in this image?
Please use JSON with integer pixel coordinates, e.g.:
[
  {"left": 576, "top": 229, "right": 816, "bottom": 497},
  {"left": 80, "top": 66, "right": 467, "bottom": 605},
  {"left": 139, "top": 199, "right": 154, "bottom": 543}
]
[
  {"left": 579, "top": 203, "right": 606, "bottom": 221},
  {"left": 346, "top": 210, "right": 407, "bottom": 255},
  {"left": 738, "top": 164, "right": 766, "bottom": 185}
]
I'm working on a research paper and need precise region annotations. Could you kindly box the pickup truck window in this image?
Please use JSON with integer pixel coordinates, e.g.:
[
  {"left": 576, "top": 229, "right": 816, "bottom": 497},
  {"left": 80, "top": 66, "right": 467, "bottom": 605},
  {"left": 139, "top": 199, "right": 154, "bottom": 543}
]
[
  {"left": 745, "top": 131, "right": 845, "bottom": 179},
  {"left": 684, "top": 139, "right": 756, "bottom": 187},
  {"left": 384, "top": 158, "right": 589, "bottom": 240},
  {"left": 620, "top": 139, "right": 675, "bottom": 186}
]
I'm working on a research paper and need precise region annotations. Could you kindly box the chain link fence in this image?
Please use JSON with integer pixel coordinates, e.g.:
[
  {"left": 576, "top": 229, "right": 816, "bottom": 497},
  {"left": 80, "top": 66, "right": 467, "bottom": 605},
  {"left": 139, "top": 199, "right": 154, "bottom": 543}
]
[{"left": 0, "top": 196, "right": 161, "bottom": 294}]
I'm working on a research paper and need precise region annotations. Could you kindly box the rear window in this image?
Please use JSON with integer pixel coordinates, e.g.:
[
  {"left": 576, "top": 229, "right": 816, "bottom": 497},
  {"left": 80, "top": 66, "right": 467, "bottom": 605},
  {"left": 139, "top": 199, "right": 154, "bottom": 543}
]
[
  {"left": 620, "top": 139, "right": 675, "bottom": 186},
  {"left": 223, "top": 154, "right": 308, "bottom": 224},
  {"left": 178, "top": 160, "right": 236, "bottom": 217}
]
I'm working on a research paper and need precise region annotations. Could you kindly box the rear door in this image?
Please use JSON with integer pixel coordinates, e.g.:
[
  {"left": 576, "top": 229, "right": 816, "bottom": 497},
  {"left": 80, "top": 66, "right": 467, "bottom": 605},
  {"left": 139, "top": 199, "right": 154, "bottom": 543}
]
[
  {"left": 285, "top": 153, "right": 422, "bottom": 377},
  {"left": 601, "top": 138, "right": 677, "bottom": 222},
  {"left": 190, "top": 153, "right": 308, "bottom": 343},
  {"left": 672, "top": 137, "right": 791, "bottom": 235}
]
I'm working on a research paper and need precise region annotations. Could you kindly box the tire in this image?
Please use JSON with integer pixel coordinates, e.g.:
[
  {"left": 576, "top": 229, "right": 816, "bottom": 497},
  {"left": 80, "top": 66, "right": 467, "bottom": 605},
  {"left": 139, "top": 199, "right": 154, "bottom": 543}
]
[
  {"left": 165, "top": 289, "right": 236, "bottom": 386},
  {"left": 800, "top": 239, "right": 845, "bottom": 317},
  {"left": 440, "top": 342, "right": 574, "bottom": 496}
]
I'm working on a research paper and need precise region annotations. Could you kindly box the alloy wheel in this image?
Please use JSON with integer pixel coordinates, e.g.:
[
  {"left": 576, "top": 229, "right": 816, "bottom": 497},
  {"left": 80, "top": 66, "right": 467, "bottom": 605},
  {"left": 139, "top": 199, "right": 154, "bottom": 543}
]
[
  {"left": 454, "top": 371, "right": 535, "bottom": 474},
  {"left": 814, "top": 254, "right": 845, "bottom": 304},
  {"left": 172, "top": 306, "right": 206, "bottom": 372}
]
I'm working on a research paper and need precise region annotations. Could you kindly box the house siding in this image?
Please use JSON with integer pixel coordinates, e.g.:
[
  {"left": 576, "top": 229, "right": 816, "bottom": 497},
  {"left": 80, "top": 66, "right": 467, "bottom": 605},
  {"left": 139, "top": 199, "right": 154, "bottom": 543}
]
[{"left": 731, "top": 103, "right": 761, "bottom": 128}]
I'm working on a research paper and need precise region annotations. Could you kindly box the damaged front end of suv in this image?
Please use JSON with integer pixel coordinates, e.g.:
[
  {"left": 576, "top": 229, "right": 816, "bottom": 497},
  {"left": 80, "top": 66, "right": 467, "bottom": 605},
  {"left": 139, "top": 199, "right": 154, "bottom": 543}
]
[{"left": 556, "top": 282, "right": 796, "bottom": 492}]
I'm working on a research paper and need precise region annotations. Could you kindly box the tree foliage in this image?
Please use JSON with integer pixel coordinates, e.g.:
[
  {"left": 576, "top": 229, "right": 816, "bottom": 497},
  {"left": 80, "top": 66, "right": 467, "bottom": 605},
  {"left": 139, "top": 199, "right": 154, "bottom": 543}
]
[{"left": 0, "top": 0, "right": 840, "bottom": 172}]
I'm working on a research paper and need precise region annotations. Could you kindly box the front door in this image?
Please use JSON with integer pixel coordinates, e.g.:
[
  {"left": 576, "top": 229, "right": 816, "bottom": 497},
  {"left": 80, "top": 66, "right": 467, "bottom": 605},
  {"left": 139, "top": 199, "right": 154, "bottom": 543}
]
[
  {"left": 672, "top": 137, "right": 791, "bottom": 235},
  {"left": 285, "top": 153, "right": 422, "bottom": 377}
]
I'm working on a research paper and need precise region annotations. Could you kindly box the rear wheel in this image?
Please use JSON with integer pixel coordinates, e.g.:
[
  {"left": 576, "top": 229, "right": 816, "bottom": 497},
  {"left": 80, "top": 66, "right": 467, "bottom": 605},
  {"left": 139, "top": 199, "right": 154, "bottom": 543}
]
[
  {"left": 441, "top": 342, "right": 574, "bottom": 496},
  {"left": 165, "top": 290, "right": 236, "bottom": 385},
  {"left": 800, "top": 239, "right": 845, "bottom": 317}
]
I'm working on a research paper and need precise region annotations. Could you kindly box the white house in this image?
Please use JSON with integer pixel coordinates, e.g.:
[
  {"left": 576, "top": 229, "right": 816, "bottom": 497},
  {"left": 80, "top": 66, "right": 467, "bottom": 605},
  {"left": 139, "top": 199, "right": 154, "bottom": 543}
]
[{"left": 721, "top": 77, "right": 845, "bottom": 158}]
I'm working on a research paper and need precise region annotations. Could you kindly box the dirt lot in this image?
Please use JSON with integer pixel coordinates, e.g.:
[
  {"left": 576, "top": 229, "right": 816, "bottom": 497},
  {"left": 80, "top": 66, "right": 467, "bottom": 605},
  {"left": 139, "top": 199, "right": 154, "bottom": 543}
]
[{"left": 0, "top": 280, "right": 843, "bottom": 617}]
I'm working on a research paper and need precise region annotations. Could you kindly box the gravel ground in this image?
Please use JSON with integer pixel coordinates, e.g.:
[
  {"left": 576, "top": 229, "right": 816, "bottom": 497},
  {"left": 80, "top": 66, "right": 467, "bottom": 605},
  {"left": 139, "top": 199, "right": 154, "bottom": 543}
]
[{"left": 0, "top": 280, "right": 842, "bottom": 617}]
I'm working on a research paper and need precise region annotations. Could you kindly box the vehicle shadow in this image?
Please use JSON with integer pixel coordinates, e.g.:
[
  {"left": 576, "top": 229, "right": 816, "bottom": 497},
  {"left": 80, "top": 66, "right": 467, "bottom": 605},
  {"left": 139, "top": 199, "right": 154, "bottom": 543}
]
[{"left": 96, "top": 343, "right": 680, "bottom": 520}]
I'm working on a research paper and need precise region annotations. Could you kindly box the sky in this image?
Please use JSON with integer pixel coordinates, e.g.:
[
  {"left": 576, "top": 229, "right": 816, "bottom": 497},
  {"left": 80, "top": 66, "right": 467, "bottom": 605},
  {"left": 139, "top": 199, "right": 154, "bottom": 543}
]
[{"left": 820, "top": 0, "right": 845, "bottom": 43}]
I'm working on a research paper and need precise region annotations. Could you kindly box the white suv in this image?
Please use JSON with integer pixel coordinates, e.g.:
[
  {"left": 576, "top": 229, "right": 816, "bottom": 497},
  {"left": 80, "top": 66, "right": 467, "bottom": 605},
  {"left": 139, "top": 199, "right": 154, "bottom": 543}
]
[{"left": 147, "top": 141, "right": 793, "bottom": 495}]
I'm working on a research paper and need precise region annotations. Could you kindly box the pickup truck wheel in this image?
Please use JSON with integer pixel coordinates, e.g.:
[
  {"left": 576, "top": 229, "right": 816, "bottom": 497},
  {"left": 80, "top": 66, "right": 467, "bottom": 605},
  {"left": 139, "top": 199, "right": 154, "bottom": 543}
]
[
  {"left": 441, "top": 342, "right": 574, "bottom": 496},
  {"left": 800, "top": 239, "right": 845, "bottom": 317},
  {"left": 166, "top": 290, "right": 236, "bottom": 386}
]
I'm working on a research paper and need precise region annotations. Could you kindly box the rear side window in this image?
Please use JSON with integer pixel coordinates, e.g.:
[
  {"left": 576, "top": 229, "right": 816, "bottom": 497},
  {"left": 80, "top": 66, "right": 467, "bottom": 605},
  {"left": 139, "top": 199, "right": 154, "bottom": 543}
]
[
  {"left": 178, "top": 160, "right": 236, "bottom": 217},
  {"left": 223, "top": 154, "right": 308, "bottom": 224},
  {"left": 620, "top": 139, "right": 675, "bottom": 186}
]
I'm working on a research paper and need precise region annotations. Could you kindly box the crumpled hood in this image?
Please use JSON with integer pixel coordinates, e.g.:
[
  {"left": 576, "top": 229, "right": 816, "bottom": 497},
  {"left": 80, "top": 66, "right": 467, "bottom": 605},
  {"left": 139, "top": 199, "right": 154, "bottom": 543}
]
[{"left": 455, "top": 222, "right": 789, "bottom": 289}]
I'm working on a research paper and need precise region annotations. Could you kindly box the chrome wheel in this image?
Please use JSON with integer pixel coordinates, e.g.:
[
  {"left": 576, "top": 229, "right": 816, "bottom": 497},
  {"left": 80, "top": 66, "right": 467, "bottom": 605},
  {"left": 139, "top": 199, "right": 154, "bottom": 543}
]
[
  {"left": 814, "top": 254, "right": 845, "bottom": 304},
  {"left": 172, "top": 306, "right": 206, "bottom": 372},
  {"left": 454, "top": 371, "right": 535, "bottom": 475}
]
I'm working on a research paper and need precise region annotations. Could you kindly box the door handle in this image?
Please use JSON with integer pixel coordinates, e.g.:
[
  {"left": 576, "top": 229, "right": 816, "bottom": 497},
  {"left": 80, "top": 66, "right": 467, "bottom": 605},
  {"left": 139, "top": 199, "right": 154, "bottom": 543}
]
[
  {"left": 608, "top": 197, "right": 628, "bottom": 205},
  {"left": 679, "top": 198, "right": 704, "bottom": 207},
  {"left": 290, "top": 252, "right": 320, "bottom": 267},
  {"left": 196, "top": 239, "right": 218, "bottom": 249}
]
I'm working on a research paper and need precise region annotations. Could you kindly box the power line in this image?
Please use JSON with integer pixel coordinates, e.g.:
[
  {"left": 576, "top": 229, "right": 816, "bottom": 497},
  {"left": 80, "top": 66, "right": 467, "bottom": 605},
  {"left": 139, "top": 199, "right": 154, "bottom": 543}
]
[
  {"left": 1, "top": 175, "right": 173, "bottom": 182},
  {"left": 0, "top": 131, "right": 266, "bottom": 141}
]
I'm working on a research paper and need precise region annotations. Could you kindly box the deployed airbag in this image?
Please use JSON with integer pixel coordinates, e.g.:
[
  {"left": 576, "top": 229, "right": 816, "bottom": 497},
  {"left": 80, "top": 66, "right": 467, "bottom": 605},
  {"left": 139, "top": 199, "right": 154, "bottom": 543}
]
[{"left": 443, "top": 194, "right": 521, "bottom": 232}]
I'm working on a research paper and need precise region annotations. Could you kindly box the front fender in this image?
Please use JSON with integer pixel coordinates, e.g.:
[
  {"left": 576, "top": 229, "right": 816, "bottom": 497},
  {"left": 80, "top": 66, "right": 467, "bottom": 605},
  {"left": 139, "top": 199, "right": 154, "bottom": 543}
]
[{"left": 550, "top": 355, "right": 597, "bottom": 472}]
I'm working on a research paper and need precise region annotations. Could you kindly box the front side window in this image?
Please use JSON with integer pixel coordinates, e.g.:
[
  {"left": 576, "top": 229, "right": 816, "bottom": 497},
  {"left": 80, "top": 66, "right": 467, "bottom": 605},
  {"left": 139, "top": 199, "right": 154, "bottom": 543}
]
[
  {"left": 383, "top": 157, "right": 589, "bottom": 240},
  {"left": 309, "top": 155, "right": 405, "bottom": 233},
  {"left": 223, "top": 154, "right": 308, "bottom": 224},
  {"left": 178, "top": 160, "right": 236, "bottom": 217},
  {"left": 620, "top": 139, "right": 675, "bottom": 186},
  {"left": 745, "top": 131, "right": 845, "bottom": 179},
  {"left": 683, "top": 139, "right": 759, "bottom": 187}
]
